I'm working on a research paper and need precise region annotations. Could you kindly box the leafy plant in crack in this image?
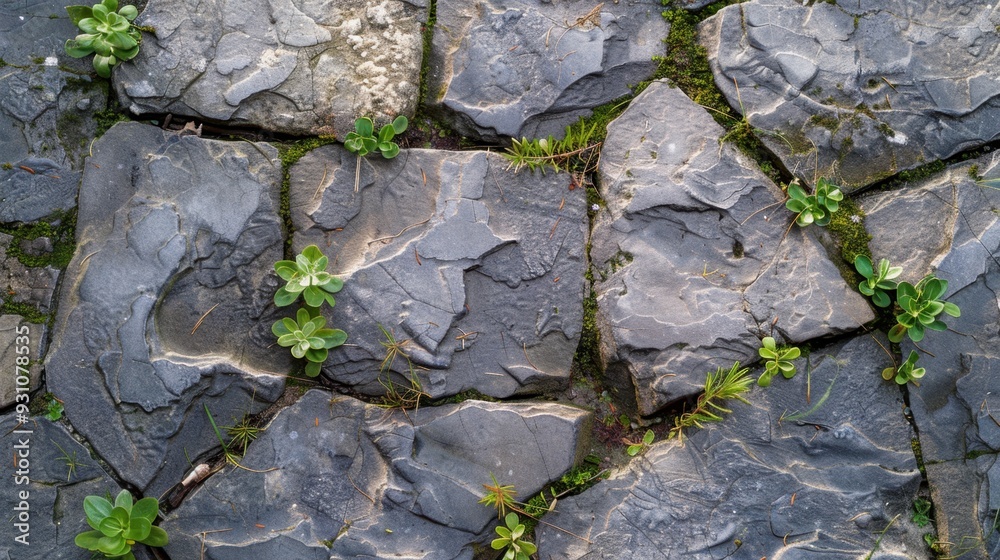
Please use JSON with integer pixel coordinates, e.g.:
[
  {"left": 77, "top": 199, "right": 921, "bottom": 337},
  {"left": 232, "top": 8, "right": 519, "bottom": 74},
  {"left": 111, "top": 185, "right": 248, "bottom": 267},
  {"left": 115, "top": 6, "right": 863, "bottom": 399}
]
[
  {"left": 272, "top": 245, "right": 347, "bottom": 377},
  {"left": 785, "top": 177, "right": 843, "bottom": 227},
  {"left": 273, "top": 244, "right": 344, "bottom": 308},
  {"left": 503, "top": 119, "right": 602, "bottom": 174},
  {"left": 272, "top": 308, "right": 347, "bottom": 378},
  {"left": 757, "top": 336, "right": 800, "bottom": 387},
  {"left": 912, "top": 497, "right": 933, "bottom": 527},
  {"left": 624, "top": 429, "right": 654, "bottom": 456},
  {"left": 64, "top": 0, "right": 141, "bottom": 78},
  {"left": 854, "top": 255, "right": 901, "bottom": 308},
  {"left": 882, "top": 350, "right": 926, "bottom": 386},
  {"left": 887, "top": 274, "right": 961, "bottom": 343},
  {"left": 491, "top": 512, "right": 537, "bottom": 560},
  {"left": 74, "top": 490, "right": 168, "bottom": 559},
  {"left": 670, "top": 362, "right": 752, "bottom": 441},
  {"left": 344, "top": 115, "right": 408, "bottom": 192}
]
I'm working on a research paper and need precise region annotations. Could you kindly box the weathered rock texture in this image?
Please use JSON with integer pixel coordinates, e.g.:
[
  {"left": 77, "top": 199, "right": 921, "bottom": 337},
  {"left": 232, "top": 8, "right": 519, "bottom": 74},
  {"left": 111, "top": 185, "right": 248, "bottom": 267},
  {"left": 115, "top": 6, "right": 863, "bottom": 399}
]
[
  {"left": 427, "top": 0, "right": 668, "bottom": 142},
  {"left": 860, "top": 157, "right": 1000, "bottom": 559},
  {"left": 0, "top": 413, "right": 131, "bottom": 560},
  {"left": 46, "top": 122, "right": 288, "bottom": 497},
  {"left": 0, "top": 0, "right": 108, "bottom": 178},
  {"left": 0, "top": 315, "right": 44, "bottom": 408},
  {"left": 115, "top": 0, "right": 426, "bottom": 136},
  {"left": 592, "top": 80, "right": 873, "bottom": 415},
  {"left": 703, "top": 0, "right": 1000, "bottom": 189},
  {"left": 288, "top": 146, "right": 587, "bottom": 399},
  {"left": 537, "top": 336, "right": 925, "bottom": 559},
  {"left": 161, "top": 390, "right": 592, "bottom": 559}
]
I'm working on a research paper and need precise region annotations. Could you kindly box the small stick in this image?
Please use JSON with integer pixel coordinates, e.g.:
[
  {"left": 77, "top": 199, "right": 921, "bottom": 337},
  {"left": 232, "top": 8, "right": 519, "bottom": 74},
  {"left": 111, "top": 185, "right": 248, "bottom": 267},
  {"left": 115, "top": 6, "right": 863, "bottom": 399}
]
[{"left": 191, "top": 303, "right": 220, "bottom": 334}]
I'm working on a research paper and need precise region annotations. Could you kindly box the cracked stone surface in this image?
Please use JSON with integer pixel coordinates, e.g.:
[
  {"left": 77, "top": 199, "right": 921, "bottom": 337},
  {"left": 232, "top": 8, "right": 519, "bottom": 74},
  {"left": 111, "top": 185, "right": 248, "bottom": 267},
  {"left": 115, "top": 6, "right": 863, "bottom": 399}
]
[
  {"left": 114, "top": 0, "right": 427, "bottom": 136},
  {"left": 0, "top": 0, "right": 108, "bottom": 195},
  {"left": 592, "top": 80, "right": 872, "bottom": 416},
  {"left": 0, "top": 315, "right": 44, "bottom": 408},
  {"left": 703, "top": 0, "right": 1000, "bottom": 189},
  {"left": 859, "top": 156, "right": 1000, "bottom": 559},
  {"left": 45, "top": 122, "right": 289, "bottom": 497},
  {"left": 160, "top": 390, "right": 592, "bottom": 559},
  {"left": 288, "top": 146, "right": 587, "bottom": 399},
  {"left": 0, "top": 412, "right": 139, "bottom": 560},
  {"left": 426, "top": 0, "right": 669, "bottom": 142},
  {"left": 536, "top": 336, "right": 925, "bottom": 559}
]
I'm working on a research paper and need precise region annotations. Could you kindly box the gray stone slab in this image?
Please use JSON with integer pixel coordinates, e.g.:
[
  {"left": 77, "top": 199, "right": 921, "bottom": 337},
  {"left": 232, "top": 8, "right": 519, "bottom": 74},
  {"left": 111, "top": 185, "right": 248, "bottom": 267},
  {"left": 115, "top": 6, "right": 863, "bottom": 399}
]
[
  {"left": 537, "top": 336, "right": 926, "bottom": 559},
  {"left": 703, "top": 0, "right": 1000, "bottom": 189},
  {"left": 859, "top": 155, "right": 1000, "bottom": 558},
  {"left": 45, "top": 122, "right": 288, "bottom": 497},
  {"left": 161, "top": 390, "right": 592, "bottom": 559},
  {"left": 0, "top": 315, "right": 44, "bottom": 408},
  {"left": 114, "top": 0, "right": 426, "bottom": 136},
  {"left": 0, "top": 412, "right": 134, "bottom": 560},
  {"left": 288, "top": 146, "right": 587, "bottom": 400},
  {"left": 426, "top": 0, "right": 668, "bottom": 142},
  {"left": 593, "top": 80, "right": 873, "bottom": 415}
]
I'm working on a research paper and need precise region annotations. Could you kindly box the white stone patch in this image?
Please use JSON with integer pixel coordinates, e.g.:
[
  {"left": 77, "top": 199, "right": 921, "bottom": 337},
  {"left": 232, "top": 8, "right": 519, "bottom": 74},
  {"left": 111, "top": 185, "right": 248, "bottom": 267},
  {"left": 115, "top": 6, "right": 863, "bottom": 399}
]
[{"left": 887, "top": 130, "right": 908, "bottom": 145}]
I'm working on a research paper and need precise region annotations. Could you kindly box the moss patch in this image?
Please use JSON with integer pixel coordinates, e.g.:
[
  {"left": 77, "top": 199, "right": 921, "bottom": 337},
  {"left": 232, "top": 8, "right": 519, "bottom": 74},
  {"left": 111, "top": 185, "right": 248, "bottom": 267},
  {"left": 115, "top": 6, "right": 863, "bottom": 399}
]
[
  {"left": 0, "top": 209, "right": 78, "bottom": 269},
  {"left": 275, "top": 137, "right": 339, "bottom": 255}
]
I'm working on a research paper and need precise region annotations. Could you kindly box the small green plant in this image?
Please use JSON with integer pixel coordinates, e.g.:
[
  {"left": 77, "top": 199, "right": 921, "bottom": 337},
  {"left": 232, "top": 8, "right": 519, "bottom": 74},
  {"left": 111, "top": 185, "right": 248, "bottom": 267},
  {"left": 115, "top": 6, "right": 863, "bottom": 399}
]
[
  {"left": 883, "top": 350, "right": 926, "bottom": 385},
  {"left": 854, "top": 255, "right": 901, "bottom": 308},
  {"left": 480, "top": 473, "right": 518, "bottom": 518},
  {"left": 756, "top": 336, "right": 800, "bottom": 387},
  {"left": 43, "top": 395, "right": 65, "bottom": 421},
  {"left": 912, "top": 497, "right": 933, "bottom": 527},
  {"left": 272, "top": 308, "right": 346, "bottom": 377},
  {"left": 887, "top": 275, "right": 961, "bottom": 343},
  {"left": 273, "top": 245, "right": 344, "bottom": 308},
  {"left": 74, "top": 490, "right": 168, "bottom": 559},
  {"left": 624, "top": 429, "right": 654, "bottom": 456},
  {"left": 503, "top": 120, "right": 601, "bottom": 174},
  {"left": 223, "top": 417, "right": 261, "bottom": 455},
  {"left": 272, "top": 245, "right": 347, "bottom": 377},
  {"left": 785, "top": 177, "right": 843, "bottom": 227},
  {"left": 670, "top": 362, "right": 752, "bottom": 441},
  {"left": 64, "top": 0, "right": 141, "bottom": 78},
  {"left": 344, "top": 116, "right": 408, "bottom": 192},
  {"left": 52, "top": 439, "right": 82, "bottom": 482},
  {"left": 491, "top": 512, "right": 537, "bottom": 560}
]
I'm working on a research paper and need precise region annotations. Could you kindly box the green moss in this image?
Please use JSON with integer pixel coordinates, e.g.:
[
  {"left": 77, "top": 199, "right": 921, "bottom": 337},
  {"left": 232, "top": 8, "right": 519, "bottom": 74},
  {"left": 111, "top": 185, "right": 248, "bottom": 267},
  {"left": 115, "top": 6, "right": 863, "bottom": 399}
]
[
  {"left": 0, "top": 300, "right": 51, "bottom": 325},
  {"left": 417, "top": 0, "right": 437, "bottom": 107},
  {"left": 275, "top": 137, "right": 339, "bottom": 254},
  {"left": 0, "top": 209, "right": 78, "bottom": 270},
  {"left": 32, "top": 56, "right": 46, "bottom": 65},
  {"left": 94, "top": 107, "right": 130, "bottom": 137},
  {"left": 808, "top": 114, "right": 841, "bottom": 132},
  {"left": 1, "top": 163, "right": 12, "bottom": 170},
  {"left": 876, "top": 122, "right": 895, "bottom": 137},
  {"left": 827, "top": 197, "right": 871, "bottom": 276},
  {"left": 969, "top": 164, "right": 982, "bottom": 180}
]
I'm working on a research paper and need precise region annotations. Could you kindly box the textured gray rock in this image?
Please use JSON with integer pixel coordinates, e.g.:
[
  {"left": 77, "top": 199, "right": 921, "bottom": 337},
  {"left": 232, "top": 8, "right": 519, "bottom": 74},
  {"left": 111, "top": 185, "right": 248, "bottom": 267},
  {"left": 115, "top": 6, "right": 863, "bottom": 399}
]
[
  {"left": 0, "top": 232, "right": 62, "bottom": 315},
  {"left": 859, "top": 157, "right": 1000, "bottom": 559},
  {"left": 161, "top": 390, "right": 592, "bottom": 559},
  {"left": 0, "top": 0, "right": 108, "bottom": 171},
  {"left": 592, "top": 80, "right": 872, "bottom": 415},
  {"left": 0, "top": 159, "right": 80, "bottom": 222},
  {"left": 537, "top": 336, "right": 925, "bottom": 559},
  {"left": 703, "top": 0, "right": 1000, "bottom": 189},
  {"left": 115, "top": 0, "right": 426, "bottom": 136},
  {"left": 46, "top": 122, "right": 288, "bottom": 497},
  {"left": 0, "top": 412, "right": 130, "bottom": 560},
  {"left": 426, "top": 0, "right": 668, "bottom": 142},
  {"left": 0, "top": 315, "right": 44, "bottom": 408},
  {"left": 288, "top": 146, "right": 587, "bottom": 399}
]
